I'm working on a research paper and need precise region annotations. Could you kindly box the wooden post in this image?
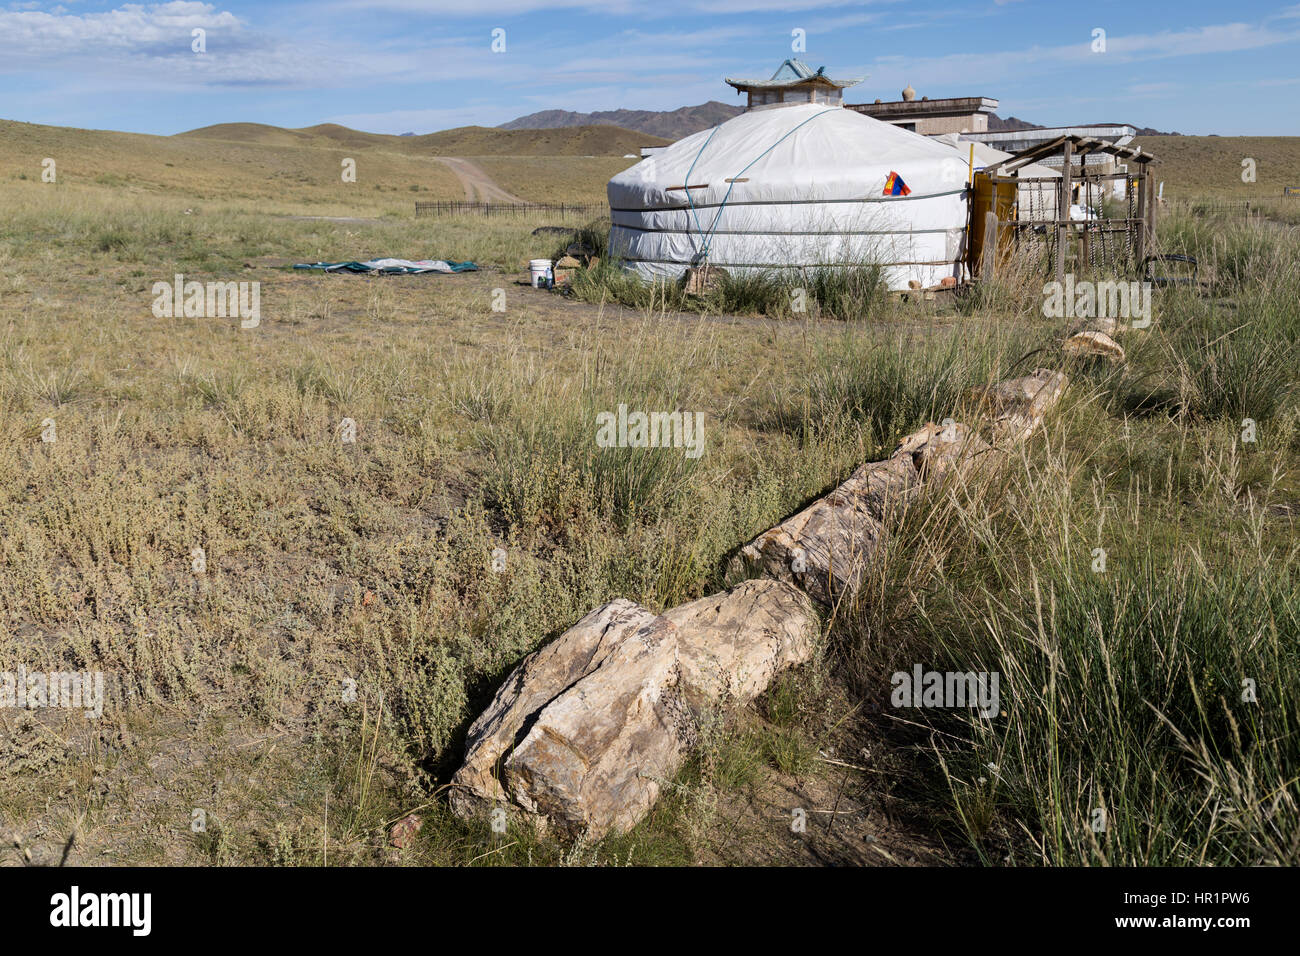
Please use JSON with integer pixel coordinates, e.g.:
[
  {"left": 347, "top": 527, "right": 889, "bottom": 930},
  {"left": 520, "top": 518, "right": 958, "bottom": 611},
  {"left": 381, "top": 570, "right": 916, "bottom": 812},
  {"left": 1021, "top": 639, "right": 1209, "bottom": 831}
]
[
  {"left": 1080, "top": 172, "right": 1090, "bottom": 272},
  {"left": 1056, "top": 139, "right": 1073, "bottom": 284},
  {"left": 1135, "top": 168, "right": 1148, "bottom": 267},
  {"left": 1146, "top": 172, "right": 1157, "bottom": 252},
  {"left": 981, "top": 211, "right": 999, "bottom": 281}
]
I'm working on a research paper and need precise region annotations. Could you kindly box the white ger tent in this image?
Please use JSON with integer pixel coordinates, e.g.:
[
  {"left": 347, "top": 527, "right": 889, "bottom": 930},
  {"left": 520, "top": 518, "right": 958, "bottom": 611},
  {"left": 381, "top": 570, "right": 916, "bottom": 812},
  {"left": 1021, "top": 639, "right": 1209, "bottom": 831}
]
[{"left": 607, "top": 103, "right": 973, "bottom": 290}]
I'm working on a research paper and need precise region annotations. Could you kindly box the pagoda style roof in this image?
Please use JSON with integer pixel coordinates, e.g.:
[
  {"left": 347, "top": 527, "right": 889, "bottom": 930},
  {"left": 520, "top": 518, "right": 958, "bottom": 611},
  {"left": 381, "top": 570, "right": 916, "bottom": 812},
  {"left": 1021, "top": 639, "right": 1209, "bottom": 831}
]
[{"left": 725, "top": 59, "right": 863, "bottom": 91}]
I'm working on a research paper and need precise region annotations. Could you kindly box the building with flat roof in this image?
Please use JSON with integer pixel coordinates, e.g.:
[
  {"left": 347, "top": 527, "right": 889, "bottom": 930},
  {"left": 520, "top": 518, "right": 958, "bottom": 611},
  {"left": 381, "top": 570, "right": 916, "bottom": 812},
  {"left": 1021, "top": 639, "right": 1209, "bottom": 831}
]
[
  {"left": 964, "top": 125, "right": 1137, "bottom": 164},
  {"left": 847, "top": 86, "right": 999, "bottom": 135}
]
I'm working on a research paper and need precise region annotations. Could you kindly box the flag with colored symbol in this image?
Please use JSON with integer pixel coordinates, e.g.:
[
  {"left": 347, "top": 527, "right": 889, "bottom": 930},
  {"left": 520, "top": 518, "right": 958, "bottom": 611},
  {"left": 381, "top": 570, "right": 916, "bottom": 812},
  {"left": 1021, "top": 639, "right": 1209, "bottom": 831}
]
[{"left": 883, "top": 171, "right": 911, "bottom": 196}]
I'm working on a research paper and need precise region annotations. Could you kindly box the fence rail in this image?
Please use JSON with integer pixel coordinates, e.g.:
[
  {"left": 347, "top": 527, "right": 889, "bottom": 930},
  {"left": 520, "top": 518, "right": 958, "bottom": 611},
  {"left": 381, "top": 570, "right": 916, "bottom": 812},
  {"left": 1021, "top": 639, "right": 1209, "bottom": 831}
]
[
  {"left": 1173, "top": 199, "right": 1281, "bottom": 221},
  {"left": 415, "top": 201, "right": 608, "bottom": 219}
]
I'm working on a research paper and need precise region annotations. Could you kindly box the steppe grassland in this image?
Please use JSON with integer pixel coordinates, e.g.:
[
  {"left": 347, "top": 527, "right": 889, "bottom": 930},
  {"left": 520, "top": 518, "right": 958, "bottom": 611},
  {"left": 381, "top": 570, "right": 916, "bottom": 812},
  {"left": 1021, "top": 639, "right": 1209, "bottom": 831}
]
[
  {"left": 0, "top": 177, "right": 897, "bottom": 864},
  {"left": 0, "top": 119, "right": 641, "bottom": 213},
  {"left": 0, "top": 130, "right": 1296, "bottom": 865}
]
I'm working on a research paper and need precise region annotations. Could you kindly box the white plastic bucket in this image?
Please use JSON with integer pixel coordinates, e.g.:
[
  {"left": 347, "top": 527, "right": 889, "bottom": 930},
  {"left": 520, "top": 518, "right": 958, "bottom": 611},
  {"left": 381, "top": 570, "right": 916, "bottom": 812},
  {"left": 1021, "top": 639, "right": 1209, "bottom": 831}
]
[{"left": 529, "top": 259, "right": 552, "bottom": 288}]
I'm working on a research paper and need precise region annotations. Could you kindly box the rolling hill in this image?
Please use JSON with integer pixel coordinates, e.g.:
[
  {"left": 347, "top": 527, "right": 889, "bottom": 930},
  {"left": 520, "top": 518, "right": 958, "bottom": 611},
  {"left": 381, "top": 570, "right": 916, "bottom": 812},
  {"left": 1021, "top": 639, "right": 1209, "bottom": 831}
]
[
  {"left": 499, "top": 103, "right": 1073, "bottom": 140},
  {"left": 499, "top": 102, "right": 1182, "bottom": 142},
  {"left": 5, "top": 112, "right": 1294, "bottom": 216},
  {"left": 179, "top": 122, "right": 665, "bottom": 157},
  {"left": 500, "top": 101, "right": 744, "bottom": 140},
  {"left": 1133, "top": 135, "right": 1300, "bottom": 197},
  {"left": 0, "top": 116, "right": 649, "bottom": 211}
]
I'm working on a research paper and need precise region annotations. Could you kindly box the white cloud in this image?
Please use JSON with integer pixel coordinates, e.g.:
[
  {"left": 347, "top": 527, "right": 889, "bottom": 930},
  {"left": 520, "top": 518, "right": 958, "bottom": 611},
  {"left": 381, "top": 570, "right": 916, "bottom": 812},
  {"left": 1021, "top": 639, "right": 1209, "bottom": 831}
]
[
  {"left": 0, "top": 2, "right": 239, "bottom": 55},
  {"left": 847, "top": 17, "right": 1300, "bottom": 98},
  {"left": 323, "top": 0, "right": 891, "bottom": 17},
  {"left": 1102, "top": 21, "right": 1300, "bottom": 58},
  {"left": 0, "top": 2, "right": 524, "bottom": 89}
]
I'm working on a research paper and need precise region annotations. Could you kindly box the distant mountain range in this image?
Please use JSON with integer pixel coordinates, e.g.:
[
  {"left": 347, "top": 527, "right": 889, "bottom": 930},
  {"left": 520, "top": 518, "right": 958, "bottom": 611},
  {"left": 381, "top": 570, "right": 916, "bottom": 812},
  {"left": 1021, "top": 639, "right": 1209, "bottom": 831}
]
[
  {"left": 987, "top": 115, "right": 1180, "bottom": 135},
  {"left": 501, "top": 103, "right": 1178, "bottom": 139},
  {"left": 987, "top": 115, "right": 1042, "bottom": 132},
  {"left": 500, "top": 102, "right": 744, "bottom": 140}
]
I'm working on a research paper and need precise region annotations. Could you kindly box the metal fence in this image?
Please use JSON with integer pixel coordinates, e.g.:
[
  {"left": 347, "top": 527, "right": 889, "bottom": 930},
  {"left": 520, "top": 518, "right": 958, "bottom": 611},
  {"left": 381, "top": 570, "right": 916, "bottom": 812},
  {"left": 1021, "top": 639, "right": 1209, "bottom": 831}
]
[
  {"left": 1178, "top": 199, "right": 1275, "bottom": 222},
  {"left": 415, "top": 201, "right": 608, "bottom": 219}
]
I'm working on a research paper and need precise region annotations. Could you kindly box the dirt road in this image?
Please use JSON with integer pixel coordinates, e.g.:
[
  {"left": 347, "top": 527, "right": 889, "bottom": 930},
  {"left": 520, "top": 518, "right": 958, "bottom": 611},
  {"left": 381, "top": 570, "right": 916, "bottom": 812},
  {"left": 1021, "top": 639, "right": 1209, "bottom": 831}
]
[{"left": 435, "top": 157, "right": 527, "bottom": 203}]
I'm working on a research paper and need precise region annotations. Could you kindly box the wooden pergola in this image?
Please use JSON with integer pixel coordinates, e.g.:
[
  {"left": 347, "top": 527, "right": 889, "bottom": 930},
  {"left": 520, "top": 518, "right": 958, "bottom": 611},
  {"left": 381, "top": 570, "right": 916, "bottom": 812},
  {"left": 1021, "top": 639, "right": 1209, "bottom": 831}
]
[{"left": 973, "top": 134, "right": 1157, "bottom": 282}]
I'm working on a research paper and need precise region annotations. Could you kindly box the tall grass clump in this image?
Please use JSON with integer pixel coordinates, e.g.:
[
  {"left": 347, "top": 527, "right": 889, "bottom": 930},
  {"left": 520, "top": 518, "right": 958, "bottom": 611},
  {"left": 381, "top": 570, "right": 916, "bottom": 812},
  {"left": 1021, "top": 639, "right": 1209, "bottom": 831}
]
[
  {"left": 985, "top": 551, "right": 1299, "bottom": 866},
  {"left": 569, "top": 257, "right": 689, "bottom": 313},
  {"left": 1167, "top": 315, "right": 1297, "bottom": 423},
  {"left": 451, "top": 328, "right": 711, "bottom": 536},
  {"left": 709, "top": 267, "right": 790, "bottom": 317},
  {"left": 797, "top": 262, "right": 889, "bottom": 321},
  {"left": 550, "top": 217, "right": 610, "bottom": 261},
  {"left": 837, "top": 375, "right": 1300, "bottom": 865},
  {"left": 956, "top": 246, "right": 1053, "bottom": 319},
  {"left": 1141, "top": 212, "right": 1300, "bottom": 424},
  {"left": 475, "top": 387, "right": 703, "bottom": 535},
  {"left": 787, "top": 320, "right": 1046, "bottom": 452},
  {"left": 1155, "top": 205, "right": 1300, "bottom": 296},
  {"left": 572, "top": 252, "right": 891, "bottom": 321}
]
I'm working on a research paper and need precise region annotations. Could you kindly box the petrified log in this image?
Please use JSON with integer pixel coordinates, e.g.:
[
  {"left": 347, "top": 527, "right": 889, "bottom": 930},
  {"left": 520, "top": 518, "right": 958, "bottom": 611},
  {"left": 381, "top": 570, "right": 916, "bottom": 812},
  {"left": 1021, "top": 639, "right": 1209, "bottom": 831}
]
[
  {"left": 1062, "top": 330, "right": 1125, "bottom": 364},
  {"left": 732, "top": 371, "right": 1068, "bottom": 606},
  {"left": 450, "top": 370, "right": 1069, "bottom": 838},
  {"left": 973, "top": 368, "right": 1069, "bottom": 445},
  {"left": 1067, "top": 315, "right": 1118, "bottom": 337},
  {"left": 727, "top": 455, "right": 919, "bottom": 607},
  {"left": 450, "top": 580, "right": 816, "bottom": 838},
  {"left": 665, "top": 578, "right": 816, "bottom": 716},
  {"left": 891, "top": 420, "right": 995, "bottom": 483}
]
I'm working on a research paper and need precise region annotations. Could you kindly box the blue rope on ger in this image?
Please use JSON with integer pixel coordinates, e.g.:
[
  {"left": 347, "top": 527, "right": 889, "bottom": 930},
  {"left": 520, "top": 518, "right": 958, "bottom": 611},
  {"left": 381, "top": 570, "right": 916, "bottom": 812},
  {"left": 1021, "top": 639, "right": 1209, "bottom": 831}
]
[{"left": 682, "top": 108, "right": 838, "bottom": 267}]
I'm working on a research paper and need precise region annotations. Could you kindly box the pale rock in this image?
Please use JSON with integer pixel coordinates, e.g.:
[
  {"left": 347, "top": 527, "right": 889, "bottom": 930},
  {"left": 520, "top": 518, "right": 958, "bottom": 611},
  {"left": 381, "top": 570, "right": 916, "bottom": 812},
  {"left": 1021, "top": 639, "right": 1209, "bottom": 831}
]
[
  {"left": 449, "top": 600, "right": 664, "bottom": 822},
  {"left": 450, "top": 581, "right": 817, "bottom": 838},
  {"left": 728, "top": 455, "right": 919, "bottom": 607},
  {"left": 969, "top": 368, "right": 1069, "bottom": 445},
  {"left": 1062, "top": 330, "right": 1125, "bottom": 364},
  {"left": 503, "top": 614, "right": 690, "bottom": 837},
  {"left": 891, "top": 420, "right": 994, "bottom": 483},
  {"left": 682, "top": 264, "right": 728, "bottom": 296},
  {"left": 1067, "top": 315, "right": 1118, "bottom": 336},
  {"left": 666, "top": 579, "right": 817, "bottom": 714}
]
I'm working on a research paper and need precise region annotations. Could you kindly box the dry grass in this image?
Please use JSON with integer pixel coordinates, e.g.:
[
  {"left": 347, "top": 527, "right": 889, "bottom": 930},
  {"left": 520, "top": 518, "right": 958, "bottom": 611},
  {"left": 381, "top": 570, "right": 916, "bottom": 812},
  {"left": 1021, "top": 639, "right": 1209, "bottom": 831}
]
[
  {"left": 471, "top": 156, "right": 637, "bottom": 204},
  {"left": 1136, "top": 135, "right": 1300, "bottom": 199},
  {"left": 0, "top": 180, "right": 901, "bottom": 864},
  {"left": 0, "top": 123, "right": 1296, "bottom": 867},
  {"left": 1, "top": 118, "right": 639, "bottom": 213}
]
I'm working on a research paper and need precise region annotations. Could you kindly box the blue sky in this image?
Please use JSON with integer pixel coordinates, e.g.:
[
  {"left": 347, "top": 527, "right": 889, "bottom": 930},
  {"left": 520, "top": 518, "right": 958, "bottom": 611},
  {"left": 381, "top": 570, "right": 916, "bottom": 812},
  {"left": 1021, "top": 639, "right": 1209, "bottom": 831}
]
[{"left": 1, "top": 0, "right": 1298, "bottom": 136}]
